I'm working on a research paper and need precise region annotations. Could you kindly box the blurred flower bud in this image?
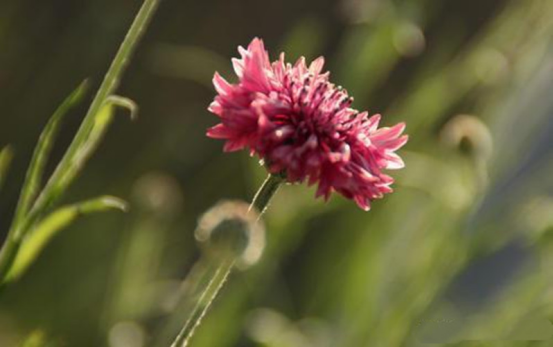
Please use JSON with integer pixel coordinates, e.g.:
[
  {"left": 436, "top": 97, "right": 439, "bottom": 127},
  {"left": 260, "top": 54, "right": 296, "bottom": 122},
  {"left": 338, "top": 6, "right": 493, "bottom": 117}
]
[
  {"left": 246, "top": 309, "right": 310, "bottom": 346},
  {"left": 473, "top": 48, "right": 509, "bottom": 85},
  {"left": 245, "top": 308, "right": 333, "bottom": 347},
  {"left": 339, "top": 0, "right": 388, "bottom": 24},
  {"left": 440, "top": 114, "right": 493, "bottom": 162},
  {"left": 393, "top": 22, "right": 426, "bottom": 57},
  {"left": 195, "top": 200, "right": 265, "bottom": 269},
  {"left": 132, "top": 172, "right": 183, "bottom": 219},
  {"left": 109, "top": 321, "right": 146, "bottom": 347},
  {"left": 518, "top": 196, "right": 553, "bottom": 243}
]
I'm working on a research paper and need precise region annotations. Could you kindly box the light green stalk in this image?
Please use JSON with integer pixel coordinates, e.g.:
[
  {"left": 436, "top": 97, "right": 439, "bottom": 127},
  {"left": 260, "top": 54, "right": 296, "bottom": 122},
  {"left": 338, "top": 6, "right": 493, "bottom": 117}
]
[{"left": 170, "top": 174, "right": 283, "bottom": 347}]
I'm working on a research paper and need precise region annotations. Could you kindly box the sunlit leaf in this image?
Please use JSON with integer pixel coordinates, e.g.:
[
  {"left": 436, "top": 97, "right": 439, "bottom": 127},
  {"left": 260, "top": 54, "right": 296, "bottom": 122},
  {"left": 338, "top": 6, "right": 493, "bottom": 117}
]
[
  {"left": 6, "top": 196, "right": 128, "bottom": 282},
  {"left": 20, "top": 330, "right": 48, "bottom": 347}
]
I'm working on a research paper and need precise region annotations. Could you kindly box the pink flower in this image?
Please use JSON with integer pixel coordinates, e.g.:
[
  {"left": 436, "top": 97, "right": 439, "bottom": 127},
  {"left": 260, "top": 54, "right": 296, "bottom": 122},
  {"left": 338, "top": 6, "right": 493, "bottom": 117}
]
[{"left": 207, "top": 38, "right": 408, "bottom": 211}]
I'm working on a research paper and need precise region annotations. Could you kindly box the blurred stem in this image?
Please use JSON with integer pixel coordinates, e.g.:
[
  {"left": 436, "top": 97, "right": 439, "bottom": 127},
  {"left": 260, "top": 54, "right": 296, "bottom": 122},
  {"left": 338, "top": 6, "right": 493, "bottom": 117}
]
[
  {"left": 249, "top": 173, "right": 285, "bottom": 217},
  {"left": 170, "top": 258, "right": 235, "bottom": 347},
  {"left": 0, "top": 240, "right": 20, "bottom": 287},
  {"left": 171, "top": 174, "right": 282, "bottom": 346},
  {"left": 0, "top": 146, "right": 14, "bottom": 192}
]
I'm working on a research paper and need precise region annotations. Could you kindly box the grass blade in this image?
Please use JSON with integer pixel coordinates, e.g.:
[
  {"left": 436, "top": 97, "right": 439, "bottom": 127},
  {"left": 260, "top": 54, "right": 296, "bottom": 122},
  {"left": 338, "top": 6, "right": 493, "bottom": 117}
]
[
  {"left": 11, "top": 81, "right": 88, "bottom": 230},
  {"left": 0, "top": 0, "right": 160, "bottom": 285},
  {"left": 24, "top": 0, "right": 159, "bottom": 231},
  {"left": 0, "top": 146, "right": 14, "bottom": 193},
  {"left": 6, "top": 196, "right": 127, "bottom": 282},
  {"left": 32, "top": 98, "right": 135, "bottom": 218}
]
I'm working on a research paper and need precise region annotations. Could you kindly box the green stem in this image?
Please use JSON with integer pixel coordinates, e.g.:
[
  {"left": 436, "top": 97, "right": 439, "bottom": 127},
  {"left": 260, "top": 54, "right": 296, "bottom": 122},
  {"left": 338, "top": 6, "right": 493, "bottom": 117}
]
[
  {"left": 0, "top": 146, "right": 13, "bottom": 193},
  {"left": 0, "top": 0, "right": 161, "bottom": 285},
  {"left": 249, "top": 173, "right": 285, "bottom": 217},
  {"left": 34, "top": 0, "right": 161, "bottom": 215},
  {"left": 170, "top": 258, "right": 235, "bottom": 347},
  {"left": 0, "top": 241, "right": 20, "bottom": 286},
  {"left": 171, "top": 174, "right": 283, "bottom": 346}
]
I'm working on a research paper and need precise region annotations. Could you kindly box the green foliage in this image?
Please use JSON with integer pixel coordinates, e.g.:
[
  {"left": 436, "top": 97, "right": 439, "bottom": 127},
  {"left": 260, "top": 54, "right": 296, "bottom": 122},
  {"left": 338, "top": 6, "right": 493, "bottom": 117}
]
[
  {"left": 0, "top": 86, "right": 133, "bottom": 287},
  {"left": 7, "top": 196, "right": 127, "bottom": 282},
  {"left": 11, "top": 81, "right": 89, "bottom": 232},
  {"left": 30, "top": 95, "right": 135, "bottom": 218},
  {"left": 0, "top": 0, "right": 160, "bottom": 291},
  {"left": 0, "top": 146, "right": 14, "bottom": 193}
]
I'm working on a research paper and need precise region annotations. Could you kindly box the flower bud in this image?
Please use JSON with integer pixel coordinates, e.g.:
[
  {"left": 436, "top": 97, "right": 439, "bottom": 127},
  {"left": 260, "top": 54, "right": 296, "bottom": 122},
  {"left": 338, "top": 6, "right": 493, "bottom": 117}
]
[
  {"left": 132, "top": 172, "right": 183, "bottom": 219},
  {"left": 195, "top": 200, "right": 265, "bottom": 269},
  {"left": 440, "top": 114, "right": 493, "bottom": 161}
]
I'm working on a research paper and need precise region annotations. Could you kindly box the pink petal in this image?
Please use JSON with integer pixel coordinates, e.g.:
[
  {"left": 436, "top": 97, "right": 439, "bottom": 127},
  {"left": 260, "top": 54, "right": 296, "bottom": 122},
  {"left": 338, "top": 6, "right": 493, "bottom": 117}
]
[
  {"left": 213, "top": 72, "right": 233, "bottom": 96},
  {"left": 207, "top": 124, "right": 231, "bottom": 139},
  {"left": 384, "top": 152, "right": 405, "bottom": 169},
  {"left": 354, "top": 195, "right": 371, "bottom": 211},
  {"left": 372, "top": 123, "right": 406, "bottom": 144},
  {"left": 232, "top": 58, "right": 244, "bottom": 78},
  {"left": 223, "top": 138, "right": 248, "bottom": 152},
  {"left": 208, "top": 101, "right": 223, "bottom": 115},
  {"left": 309, "top": 57, "right": 325, "bottom": 74},
  {"left": 366, "top": 114, "right": 381, "bottom": 132}
]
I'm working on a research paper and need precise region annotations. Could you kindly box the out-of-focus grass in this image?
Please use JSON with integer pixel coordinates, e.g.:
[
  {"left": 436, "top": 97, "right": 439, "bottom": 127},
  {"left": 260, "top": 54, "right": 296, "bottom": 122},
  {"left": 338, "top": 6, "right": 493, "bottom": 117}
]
[
  {"left": 0, "top": 147, "right": 14, "bottom": 193},
  {"left": 0, "top": 0, "right": 552, "bottom": 346}
]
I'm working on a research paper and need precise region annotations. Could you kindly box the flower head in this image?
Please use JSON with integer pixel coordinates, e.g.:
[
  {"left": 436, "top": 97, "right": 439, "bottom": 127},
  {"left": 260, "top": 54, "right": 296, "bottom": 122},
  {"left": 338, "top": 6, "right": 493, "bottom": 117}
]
[{"left": 207, "top": 38, "right": 408, "bottom": 210}]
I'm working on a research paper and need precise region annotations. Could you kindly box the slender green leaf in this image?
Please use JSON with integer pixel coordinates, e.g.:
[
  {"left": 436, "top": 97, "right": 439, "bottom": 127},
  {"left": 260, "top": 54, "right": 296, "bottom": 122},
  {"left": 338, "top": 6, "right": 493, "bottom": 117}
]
[
  {"left": 60, "top": 0, "right": 158, "bottom": 165},
  {"left": 106, "top": 95, "right": 138, "bottom": 120},
  {"left": 11, "top": 81, "right": 88, "bottom": 230},
  {"left": 0, "top": 0, "right": 159, "bottom": 285},
  {"left": 22, "top": 0, "right": 159, "bottom": 227},
  {"left": 6, "top": 196, "right": 127, "bottom": 282},
  {"left": 19, "top": 97, "right": 135, "bottom": 241},
  {"left": 37, "top": 98, "right": 135, "bottom": 215},
  {"left": 0, "top": 146, "right": 14, "bottom": 193}
]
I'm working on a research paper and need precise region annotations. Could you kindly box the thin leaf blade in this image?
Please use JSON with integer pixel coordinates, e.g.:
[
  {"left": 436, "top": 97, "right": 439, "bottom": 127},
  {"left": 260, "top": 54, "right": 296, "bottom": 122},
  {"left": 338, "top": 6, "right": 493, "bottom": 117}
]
[
  {"left": 0, "top": 146, "right": 14, "bottom": 193},
  {"left": 11, "top": 81, "right": 89, "bottom": 230},
  {"left": 29, "top": 96, "right": 135, "bottom": 225},
  {"left": 6, "top": 196, "right": 127, "bottom": 282}
]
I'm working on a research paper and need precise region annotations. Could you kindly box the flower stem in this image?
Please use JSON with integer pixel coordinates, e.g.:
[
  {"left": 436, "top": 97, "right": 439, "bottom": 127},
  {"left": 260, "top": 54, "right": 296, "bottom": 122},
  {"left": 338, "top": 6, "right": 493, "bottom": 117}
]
[
  {"left": 249, "top": 173, "right": 285, "bottom": 217},
  {"left": 171, "top": 174, "right": 282, "bottom": 346},
  {"left": 170, "top": 258, "right": 235, "bottom": 347}
]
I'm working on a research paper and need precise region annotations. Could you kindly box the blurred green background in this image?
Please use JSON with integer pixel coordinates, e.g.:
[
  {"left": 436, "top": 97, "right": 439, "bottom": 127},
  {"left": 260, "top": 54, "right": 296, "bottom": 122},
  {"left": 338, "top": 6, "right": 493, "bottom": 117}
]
[{"left": 1, "top": 0, "right": 553, "bottom": 346}]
